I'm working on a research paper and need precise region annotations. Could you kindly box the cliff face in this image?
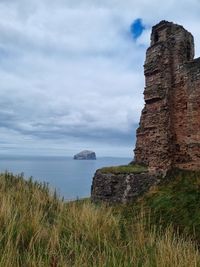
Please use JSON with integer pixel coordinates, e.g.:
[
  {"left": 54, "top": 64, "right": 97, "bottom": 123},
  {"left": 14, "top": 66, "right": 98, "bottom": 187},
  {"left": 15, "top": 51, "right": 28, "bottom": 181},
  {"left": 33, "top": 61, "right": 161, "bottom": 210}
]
[
  {"left": 134, "top": 20, "right": 200, "bottom": 173},
  {"left": 91, "top": 170, "right": 159, "bottom": 204}
]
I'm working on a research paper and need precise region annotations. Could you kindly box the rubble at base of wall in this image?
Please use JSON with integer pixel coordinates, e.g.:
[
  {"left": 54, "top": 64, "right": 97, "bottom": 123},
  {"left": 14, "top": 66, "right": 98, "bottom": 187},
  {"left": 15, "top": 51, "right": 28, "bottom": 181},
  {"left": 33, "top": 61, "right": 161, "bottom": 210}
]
[{"left": 91, "top": 170, "right": 162, "bottom": 204}]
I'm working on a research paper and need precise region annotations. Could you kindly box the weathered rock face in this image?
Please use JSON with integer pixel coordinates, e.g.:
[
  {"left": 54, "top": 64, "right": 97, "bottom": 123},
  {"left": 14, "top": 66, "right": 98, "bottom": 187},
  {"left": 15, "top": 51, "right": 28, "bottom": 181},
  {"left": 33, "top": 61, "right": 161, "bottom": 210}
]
[
  {"left": 74, "top": 150, "right": 96, "bottom": 160},
  {"left": 134, "top": 20, "right": 200, "bottom": 173},
  {"left": 91, "top": 170, "right": 160, "bottom": 204}
]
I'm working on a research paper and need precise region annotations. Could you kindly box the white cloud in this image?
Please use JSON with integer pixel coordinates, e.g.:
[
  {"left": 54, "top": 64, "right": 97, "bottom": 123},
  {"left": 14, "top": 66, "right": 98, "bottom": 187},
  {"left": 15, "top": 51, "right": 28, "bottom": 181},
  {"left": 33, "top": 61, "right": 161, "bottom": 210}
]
[{"left": 0, "top": 0, "right": 199, "bottom": 157}]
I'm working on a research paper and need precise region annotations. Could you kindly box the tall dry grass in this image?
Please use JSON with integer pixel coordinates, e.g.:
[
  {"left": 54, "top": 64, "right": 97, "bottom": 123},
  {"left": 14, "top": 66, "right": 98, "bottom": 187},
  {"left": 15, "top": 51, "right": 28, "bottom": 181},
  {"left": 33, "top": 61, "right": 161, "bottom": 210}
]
[{"left": 0, "top": 172, "right": 199, "bottom": 266}]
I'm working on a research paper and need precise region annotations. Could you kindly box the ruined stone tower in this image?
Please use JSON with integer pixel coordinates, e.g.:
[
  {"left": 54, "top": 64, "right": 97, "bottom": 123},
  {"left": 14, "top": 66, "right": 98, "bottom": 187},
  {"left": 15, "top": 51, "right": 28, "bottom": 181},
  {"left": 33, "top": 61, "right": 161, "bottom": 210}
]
[
  {"left": 91, "top": 21, "right": 200, "bottom": 204},
  {"left": 134, "top": 20, "right": 200, "bottom": 173}
]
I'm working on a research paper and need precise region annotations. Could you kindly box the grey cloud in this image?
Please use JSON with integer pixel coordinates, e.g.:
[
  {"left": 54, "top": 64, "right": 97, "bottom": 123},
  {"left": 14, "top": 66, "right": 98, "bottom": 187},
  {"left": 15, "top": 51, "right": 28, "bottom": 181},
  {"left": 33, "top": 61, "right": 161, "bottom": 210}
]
[{"left": 0, "top": 0, "right": 199, "bottom": 156}]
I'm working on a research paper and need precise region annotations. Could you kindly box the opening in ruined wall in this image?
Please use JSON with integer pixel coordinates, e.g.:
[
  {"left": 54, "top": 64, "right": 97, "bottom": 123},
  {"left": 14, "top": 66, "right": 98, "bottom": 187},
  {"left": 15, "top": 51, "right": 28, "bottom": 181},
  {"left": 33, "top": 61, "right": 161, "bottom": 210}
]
[
  {"left": 186, "top": 42, "right": 191, "bottom": 61},
  {"left": 154, "top": 31, "right": 159, "bottom": 43},
  {"left": 145, "top": 97, "right": 161, "bottom": 104},
  {"left": 176, "top": 144, "right": 180, "bottom": 152},
  {"left": 185, "top": 102, "right": 187, "bottom": 110}
]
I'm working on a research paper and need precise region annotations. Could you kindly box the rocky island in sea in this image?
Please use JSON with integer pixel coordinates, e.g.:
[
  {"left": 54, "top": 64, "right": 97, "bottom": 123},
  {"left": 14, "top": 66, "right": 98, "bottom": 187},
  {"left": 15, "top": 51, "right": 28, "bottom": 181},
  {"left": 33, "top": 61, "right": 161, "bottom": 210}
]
[{"left": 73, "top": 150, "right": 96, "bottom": 160}]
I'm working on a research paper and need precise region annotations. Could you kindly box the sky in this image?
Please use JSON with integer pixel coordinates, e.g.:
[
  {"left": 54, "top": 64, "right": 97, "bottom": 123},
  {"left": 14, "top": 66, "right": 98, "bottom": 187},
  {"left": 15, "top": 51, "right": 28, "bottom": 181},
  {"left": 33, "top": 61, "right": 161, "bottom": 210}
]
[{"left": 0, "top": 0, "right": 200, "bottom": 157}]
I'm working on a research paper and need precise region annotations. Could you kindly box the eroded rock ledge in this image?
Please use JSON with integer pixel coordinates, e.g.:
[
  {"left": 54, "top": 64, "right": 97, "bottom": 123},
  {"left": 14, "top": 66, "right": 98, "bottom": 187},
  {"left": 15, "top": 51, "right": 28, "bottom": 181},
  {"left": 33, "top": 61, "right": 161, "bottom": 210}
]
[{"left": 91, "top": 165, "right": 161, "bottom": 204}]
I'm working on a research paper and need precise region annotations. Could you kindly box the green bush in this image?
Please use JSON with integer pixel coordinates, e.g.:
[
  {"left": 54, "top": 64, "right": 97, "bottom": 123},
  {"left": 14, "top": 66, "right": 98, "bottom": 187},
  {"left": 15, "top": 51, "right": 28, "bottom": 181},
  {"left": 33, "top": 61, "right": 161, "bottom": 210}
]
[{"left": 138, "top": 169, "right": 200, "bottom": 241}]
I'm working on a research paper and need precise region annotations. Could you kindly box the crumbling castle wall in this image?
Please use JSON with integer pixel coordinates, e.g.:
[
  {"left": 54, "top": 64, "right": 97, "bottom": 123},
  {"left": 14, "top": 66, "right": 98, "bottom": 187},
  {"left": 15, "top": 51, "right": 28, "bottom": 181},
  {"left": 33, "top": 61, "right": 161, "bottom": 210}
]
[
  {"left": 91, "top": 21, "right": 200, "bottom": 204},
  {"left": 134, "top": 20, "right": 200, "bottom": 173}
]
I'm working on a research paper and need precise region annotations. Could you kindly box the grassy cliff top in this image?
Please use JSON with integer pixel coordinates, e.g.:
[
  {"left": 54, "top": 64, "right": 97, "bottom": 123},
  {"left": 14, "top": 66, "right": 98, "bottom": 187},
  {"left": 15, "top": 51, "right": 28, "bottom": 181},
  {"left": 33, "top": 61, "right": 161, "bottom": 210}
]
[
  {"left": 100, "top": 163, "right": 148, "bottom": 174},
  {"left": 0, "top": 170, "right": 200, "bottom": 266}
]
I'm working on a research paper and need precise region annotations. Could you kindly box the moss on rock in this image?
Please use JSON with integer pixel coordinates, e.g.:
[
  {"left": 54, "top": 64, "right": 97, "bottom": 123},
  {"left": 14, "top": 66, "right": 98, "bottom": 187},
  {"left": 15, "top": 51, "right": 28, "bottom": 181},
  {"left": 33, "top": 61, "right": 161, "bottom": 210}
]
[{"left": 100, "top": 164, "right": 148, "bottom": 174}]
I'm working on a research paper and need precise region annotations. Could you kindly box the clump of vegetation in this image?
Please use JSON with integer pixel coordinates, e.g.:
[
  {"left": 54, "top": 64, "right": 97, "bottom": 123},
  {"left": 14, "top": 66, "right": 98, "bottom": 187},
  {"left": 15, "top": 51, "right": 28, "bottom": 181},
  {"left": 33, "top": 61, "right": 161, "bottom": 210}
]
[
  {"left": 100, "top": 163, "right": 148, "bottom": 174},
  {"left": 137, "top": 169, "right": 200, "bottom": 242},
  {"left": 0, "top": 171, "right": 200, "bottom": 266}
]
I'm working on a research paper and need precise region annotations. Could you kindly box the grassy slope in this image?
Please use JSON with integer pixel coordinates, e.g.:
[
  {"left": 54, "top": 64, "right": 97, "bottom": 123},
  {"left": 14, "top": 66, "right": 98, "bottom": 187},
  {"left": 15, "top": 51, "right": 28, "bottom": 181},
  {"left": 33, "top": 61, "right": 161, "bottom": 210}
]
[
  {"left": 138, "top": 169, "right": 200, "bottom": 241},
  {"left": 0, "top": 171, "right": 200, "bottom": 266}
]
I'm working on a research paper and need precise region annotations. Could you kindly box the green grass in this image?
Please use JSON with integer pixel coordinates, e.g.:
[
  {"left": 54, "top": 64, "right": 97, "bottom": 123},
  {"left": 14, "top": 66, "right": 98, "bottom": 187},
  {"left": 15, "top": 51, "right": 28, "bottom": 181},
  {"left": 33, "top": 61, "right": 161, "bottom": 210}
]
[
  {"left": 0, "top": 170, "right": 200, "bottom": 266},
  {"left": 136, "top": 169, "right": 200, "bottom": 242},
  {"left": 100, "top": 163, "right": 148, "bottom": 174}
]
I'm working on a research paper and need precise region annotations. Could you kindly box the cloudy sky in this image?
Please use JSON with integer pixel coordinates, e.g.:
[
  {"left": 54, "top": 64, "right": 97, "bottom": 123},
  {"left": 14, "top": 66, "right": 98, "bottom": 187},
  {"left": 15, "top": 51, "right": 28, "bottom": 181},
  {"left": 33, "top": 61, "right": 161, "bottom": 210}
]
[{"left": 0, "top": 0, "right": 200, "bottom": 157}]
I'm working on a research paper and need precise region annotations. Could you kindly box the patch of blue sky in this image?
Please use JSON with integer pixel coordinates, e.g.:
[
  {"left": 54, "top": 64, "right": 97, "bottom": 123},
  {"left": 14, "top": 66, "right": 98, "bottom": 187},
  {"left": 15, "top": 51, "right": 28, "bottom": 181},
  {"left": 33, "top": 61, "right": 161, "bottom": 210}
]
[{"left": 130, "top": 18, "right": 145, "bottom": 39}]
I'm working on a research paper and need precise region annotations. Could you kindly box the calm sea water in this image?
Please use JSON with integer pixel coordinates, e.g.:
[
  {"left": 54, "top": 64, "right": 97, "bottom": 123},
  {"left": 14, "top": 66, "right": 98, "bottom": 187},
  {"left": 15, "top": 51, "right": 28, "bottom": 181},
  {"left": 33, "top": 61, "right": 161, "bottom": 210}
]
[{"left": 0, "top": 156, "right": 131, "bottom": 200}]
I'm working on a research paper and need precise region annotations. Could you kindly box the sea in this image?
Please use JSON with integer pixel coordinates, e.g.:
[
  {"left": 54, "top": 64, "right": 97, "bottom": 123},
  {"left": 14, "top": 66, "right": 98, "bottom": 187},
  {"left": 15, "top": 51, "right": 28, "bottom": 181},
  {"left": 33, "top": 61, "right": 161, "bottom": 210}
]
[{"left": 0, "top": 156, "right": 131, "bottom": 200}]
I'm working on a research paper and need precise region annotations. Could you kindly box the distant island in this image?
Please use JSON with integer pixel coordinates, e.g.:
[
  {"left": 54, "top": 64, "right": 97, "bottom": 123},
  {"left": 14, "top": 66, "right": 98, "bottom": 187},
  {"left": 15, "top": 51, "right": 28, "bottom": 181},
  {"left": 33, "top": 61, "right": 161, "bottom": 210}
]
[{"left": 73, "top": 150, "right": 96, "bottom": 160}]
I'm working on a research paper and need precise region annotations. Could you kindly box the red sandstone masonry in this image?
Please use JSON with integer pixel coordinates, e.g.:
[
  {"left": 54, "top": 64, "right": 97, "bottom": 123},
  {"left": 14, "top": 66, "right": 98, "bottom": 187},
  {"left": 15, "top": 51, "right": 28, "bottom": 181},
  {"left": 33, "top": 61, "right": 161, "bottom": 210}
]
[
  {"left": 91, "top": 21, "right": 200, "bottom": 204},
  {"left": 134, "top": 20, "right": 200, "bottom": 173}
]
